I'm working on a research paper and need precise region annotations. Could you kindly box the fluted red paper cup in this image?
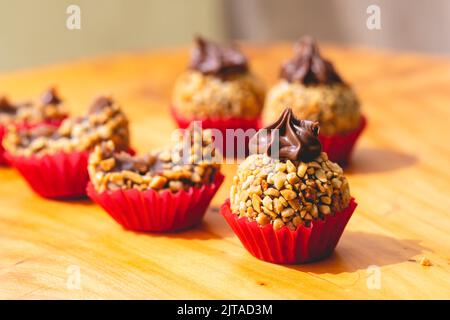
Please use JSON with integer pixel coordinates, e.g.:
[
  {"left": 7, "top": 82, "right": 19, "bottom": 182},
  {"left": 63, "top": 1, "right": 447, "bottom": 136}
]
[
  {"left": 6, "top": 145, "right": 134, "bottom": 199},
  {"left": 170, "top": 106, "right": 260, "bottom": 158},
  {"left": 5, "top": 150, "right": 90, "bottom": 199},
  {"left": 319, "top": 115, "right": 367, "bottom": 166},
  {"left": 221, "top": 198, "right": 357, "bottom": 264},
  {"left": 0, "top": 125, "right": 7, "bottom": 166},
  {"left": 0, "top": 119, "right": 66, "bottom": 167},
  {"left": 87, "top": 173, "right": 225, "bottom": 232}
]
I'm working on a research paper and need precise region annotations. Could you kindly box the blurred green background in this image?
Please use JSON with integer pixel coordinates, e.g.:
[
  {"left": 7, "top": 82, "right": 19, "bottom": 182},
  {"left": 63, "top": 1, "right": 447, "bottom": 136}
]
[{"left": 1, "top": 0, "right": 449, "bottom": 71}]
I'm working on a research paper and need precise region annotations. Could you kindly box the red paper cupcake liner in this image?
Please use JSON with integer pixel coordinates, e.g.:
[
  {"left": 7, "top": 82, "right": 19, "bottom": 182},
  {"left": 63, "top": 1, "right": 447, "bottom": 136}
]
[
  {"left": 0, "top": 125, "right": 7, "bottom": 166},
  {"left": 6, "top": 144, "right": 135, "bottom": 199},
  {"left": 319, "top": 115, "right": 367, "bottom": 166},
  {"left": 87, "top": 173, "right": 225, "bottom": 232},
  {"left": 0, "top": 119, "right": 66, "bottom": 167},
  {"left": 170, "top": 106, "right": 260, "bottom": 158},
  {"left": 221, "top": 197, "right": 357, "bottom": 264},
  {"left": 5, "top": 150, "right": 90, "bottom": 199}
]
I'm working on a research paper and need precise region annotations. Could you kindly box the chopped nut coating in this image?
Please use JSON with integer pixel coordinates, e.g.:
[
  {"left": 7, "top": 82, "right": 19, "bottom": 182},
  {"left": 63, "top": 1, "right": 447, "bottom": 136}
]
[
  {"left": 88, "top": 125, "right": 220, "bottom": 193},
  {"left": 230, "top": 153, "right": 350, "bottom": 230}
]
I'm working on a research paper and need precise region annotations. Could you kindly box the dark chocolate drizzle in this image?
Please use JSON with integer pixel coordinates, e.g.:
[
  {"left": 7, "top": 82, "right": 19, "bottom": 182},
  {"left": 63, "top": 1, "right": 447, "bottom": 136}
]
[
  {"left": 88, "top": 96, "right": 113, "bottom": 114},
  {"left": 280, "top": 36, "right": 343, "bottom": 85},
  {"left": 41, "top": 88, "right": 62, "bottom": 105},
  {"left": 249, "top": 108, "right": 322, "bottom": 162},
  {"left": 14, "top": 124, "right": 61, "bottom": 148},
  {"left": 0, "top": 96, "right": 17, "bottom": 115},
  {"left": 189, "top": 36, "right": 248, "bottom": 78},
  {"left": 113, "top": 152, "right": 154, "bottom": 174}
]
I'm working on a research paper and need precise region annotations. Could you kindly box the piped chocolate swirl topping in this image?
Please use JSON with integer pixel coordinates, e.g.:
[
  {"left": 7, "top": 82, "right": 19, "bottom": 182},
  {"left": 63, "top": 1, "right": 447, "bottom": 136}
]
[
  {"left": 250, "top": 108, "right": 322, "bottom": 162},
  {"left": 280, "top": 36, "right": 343, "bottom": 85},
  {"left": 41, "top": 88, "right": 62, "bottom": 105},
  {"left": 89, "top": 96, "right": 113, "bottom": 114},
  {"left": 0, "top": 97, "right": 17, "bottom": 115},
  {"left": 189, "top": 36, "right": 248, "bottom": 78}
]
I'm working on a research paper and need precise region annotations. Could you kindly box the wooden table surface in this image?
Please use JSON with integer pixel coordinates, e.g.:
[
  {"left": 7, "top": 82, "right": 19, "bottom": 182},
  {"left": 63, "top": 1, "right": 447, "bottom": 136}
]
[{"left": 0, "top": 44, "right": 449, "bottom": 300}]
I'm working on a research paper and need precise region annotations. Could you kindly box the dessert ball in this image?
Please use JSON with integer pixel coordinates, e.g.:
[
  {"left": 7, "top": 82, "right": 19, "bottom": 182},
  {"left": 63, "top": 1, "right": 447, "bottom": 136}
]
[
  {"left": 263, "top": 37, "right": 361, "bottom": 136},
  {"left": 3, "top": 95, "right": 130, "bottom": 199},
  {"left": 4, "top": 95, "right": 129, "bottom": 157},
  {"left": 172, "top": 36, "right": 265, "bottom": 120},
  {"left": 87, "top": 124, "right": 224, "bottom": 233},
  {"left": 230, "top": 108, "right": 351, "bottom": 231},
  {"left": 0, "top": 88, "right": 67, "bottom": 126},
  {"left": 88, "top": 124, "right": 221, "bottom": 193}
]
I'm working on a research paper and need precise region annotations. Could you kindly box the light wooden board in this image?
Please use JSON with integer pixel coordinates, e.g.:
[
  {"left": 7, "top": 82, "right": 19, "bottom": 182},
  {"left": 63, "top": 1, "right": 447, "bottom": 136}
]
[{"left": 0, "top": 44, "right": 449, "bottom": 299}]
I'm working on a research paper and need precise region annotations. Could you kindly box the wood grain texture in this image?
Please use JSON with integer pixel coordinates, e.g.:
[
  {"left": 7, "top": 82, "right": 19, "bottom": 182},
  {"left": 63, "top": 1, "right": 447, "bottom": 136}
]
[{"left": 0, "top": 44, "right": 449, "bottom": 299}]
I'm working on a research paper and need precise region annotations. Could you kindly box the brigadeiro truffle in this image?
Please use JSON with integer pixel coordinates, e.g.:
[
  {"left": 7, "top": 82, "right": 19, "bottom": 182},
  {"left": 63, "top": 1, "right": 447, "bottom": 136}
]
[
  {"left": 0, "top": 88, "right": 67, "bottom": 165},
  {"left": 263, "top": 37, "right": 366, "bottom": 165},
  {"left": 87, "top": 124, "right": 224, "bottom": 232},
  {"left": 171, "top": 36, "right": 265, "bottom": 156},
  {"left": 4, "top": 96, "right": 130, "bottom": 199},
  {"left": 221, "top": 108, "right": 357, "bottom": 264}
]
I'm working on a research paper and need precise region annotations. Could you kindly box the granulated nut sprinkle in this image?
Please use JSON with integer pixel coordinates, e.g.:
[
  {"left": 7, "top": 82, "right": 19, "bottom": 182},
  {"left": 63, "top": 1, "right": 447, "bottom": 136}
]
[
  {"left": 420, "top": 257, "right": 432, "bottom": 267},
  {"left": 172, "top": 70, "right": 265, "bottom": 119},
  {"left": 230, "top": 152, "right": 350, "bottom": 231},
  {"left": 88, "top": 125, "right": 221, "bottom": 193},
  {"left": 0, "top": 88, "right": 67, "bottom": 125},
  {"left": 4, "top": 96, "right": 129, "bottom": 157}
]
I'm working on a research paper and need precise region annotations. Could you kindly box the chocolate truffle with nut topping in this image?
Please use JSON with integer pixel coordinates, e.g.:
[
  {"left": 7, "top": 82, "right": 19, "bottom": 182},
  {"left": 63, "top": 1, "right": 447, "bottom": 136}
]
[
  {"left": 0, "top": 88, "right": 67, "bottom": 125},
  {"left": 230, "top": 108, "right": 351, "bottom": 231},
  {"left": 88, "top": 124, "right": 221, "bottom": 193},
  {"left": 172, "top": 36, "right": 265, "bottom": 120},
  {"left": 4, "top": 95, "right": 129, "bottom": 157},
  {"left": 263, "top": 37, "right": 361, "bottom": 136}
]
